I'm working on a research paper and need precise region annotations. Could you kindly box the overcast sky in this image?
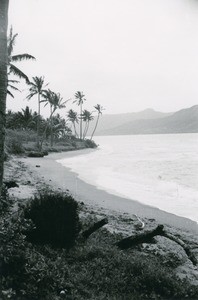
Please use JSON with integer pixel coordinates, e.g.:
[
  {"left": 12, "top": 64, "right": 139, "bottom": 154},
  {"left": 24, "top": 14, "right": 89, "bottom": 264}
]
[{"left": 7, "top": 0, "right": 198, "bottom": 116}]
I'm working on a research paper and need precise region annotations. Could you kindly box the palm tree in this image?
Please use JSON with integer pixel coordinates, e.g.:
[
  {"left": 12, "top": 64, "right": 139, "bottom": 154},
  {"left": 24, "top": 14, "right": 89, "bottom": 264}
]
[
  {"left": 91, "top": 104, "right": 104, "bottom": 140},
  {"left": 67, "top": 109, "right": 79, "bottom": 138},
  {"left": 81, "top": 109, "right": 94, "bottom": 139},
  {"left": 41, "top": 90, "right": 69, "bottom": 147},
  {"left": 26, "top": 76, "right": 48, "bottom": 146},
  {"left": 0, "top": 0, "right": 9, "bottom": 192},
  {"left": 73, "top": 91, "right": 86, "bottom": 140},
  {"left": 7, "top": 27, "right": 35, "bottom": 85},
  {"left": 15, "top": 106, "right": 35, "bottom": 130}
]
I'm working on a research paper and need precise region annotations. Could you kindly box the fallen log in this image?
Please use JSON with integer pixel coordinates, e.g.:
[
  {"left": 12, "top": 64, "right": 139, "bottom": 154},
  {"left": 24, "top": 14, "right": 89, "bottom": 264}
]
[
  {"left": 116, "top": 225, "right": 164, "bottom": 249},
  {"left": 116, "top": 224, "right": 197, "bottom": 266},
  {"left": 82, "top": 218, "right": 108, "bottom": 239}
]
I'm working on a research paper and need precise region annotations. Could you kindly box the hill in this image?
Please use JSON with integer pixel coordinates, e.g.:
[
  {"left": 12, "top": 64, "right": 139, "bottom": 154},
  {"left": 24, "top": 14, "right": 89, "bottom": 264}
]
[
  {"left": 87, "top": 108, "right": 173, "bottom": 136},
  {"left": 96, "top": 105, "right": 198, "bottom": 135}
]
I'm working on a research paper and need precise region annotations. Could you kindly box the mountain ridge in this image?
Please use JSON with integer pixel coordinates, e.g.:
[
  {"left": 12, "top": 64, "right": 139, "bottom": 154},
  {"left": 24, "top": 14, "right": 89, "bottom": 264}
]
[{"left": 95, "top": 105, "right": 198, "bottom": 135}]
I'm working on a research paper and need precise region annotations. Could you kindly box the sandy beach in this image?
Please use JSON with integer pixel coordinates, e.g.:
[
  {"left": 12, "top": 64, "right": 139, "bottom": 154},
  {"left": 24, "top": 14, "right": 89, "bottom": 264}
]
[
  {"left": 4, "top": 150, "right": 198, "bottom": 285},
  {"left": 10, "top": 149, "right": 197, "bottom": 235}
]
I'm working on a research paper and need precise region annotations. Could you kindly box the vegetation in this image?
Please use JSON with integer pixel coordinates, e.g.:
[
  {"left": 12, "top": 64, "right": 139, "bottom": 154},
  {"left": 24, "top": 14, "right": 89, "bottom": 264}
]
[
  {"left": 1, "top": 190, "right": 198, "bottom": 300},
  {"left": 23, "top": 192, "right": 81, "bottom": 248}
]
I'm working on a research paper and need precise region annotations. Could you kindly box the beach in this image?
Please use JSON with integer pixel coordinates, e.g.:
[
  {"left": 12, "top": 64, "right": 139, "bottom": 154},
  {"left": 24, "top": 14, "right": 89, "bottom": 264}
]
[
  {"left": 6, "top": 149, "right": 198, "bottom": 234},
  {"left": 4, "top": 150, "right": 198, "bottom": 285}
]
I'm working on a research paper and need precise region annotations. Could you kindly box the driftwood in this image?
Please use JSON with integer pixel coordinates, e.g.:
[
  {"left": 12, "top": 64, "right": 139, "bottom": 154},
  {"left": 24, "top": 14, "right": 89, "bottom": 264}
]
[
  {"left": 116, "top": 225, "right": 164, "bottom": 249},
  {"left": 82, "top": 218, "right": 108, "bottom": 239},
  {"left": 116, "top": 224, "right": 197, "bottom": 266}
]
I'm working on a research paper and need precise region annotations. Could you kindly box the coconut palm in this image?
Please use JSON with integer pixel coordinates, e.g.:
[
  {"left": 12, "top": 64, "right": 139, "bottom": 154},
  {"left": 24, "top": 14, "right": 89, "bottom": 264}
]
[
  {"left": 73, "top": 91, "right": 86, "bottom": 139},
  {"left": 15, "top": 106, "right": 36, "bottom": 130},
  {"left": 7, "top": 27, "right": 35, "bottom": 85},
  {"left": 26, "top": 76, "right": 48, "bottom": 146},
  {"left": 41, "top": 90, "right": 69, "bottom": 147},
  {"left": 0, "top": 0, "right": 9, "bottom": 192},
  {"left": 91, "top": 104, "right": 104, "bottom": 140},
  {"left": 67, "top": 109, "right": 79, "bottom": 138},
  {"left": 81, "top": 109, "right": 94, "bottom": 139}
]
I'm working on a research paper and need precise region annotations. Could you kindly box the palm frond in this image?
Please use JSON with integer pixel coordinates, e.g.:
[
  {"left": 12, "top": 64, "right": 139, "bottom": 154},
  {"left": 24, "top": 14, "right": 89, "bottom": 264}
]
[
  {"left": 7, "top": 90, "right": 14, "bottom": 98},
  {"left": 8, "top": 79, "right": 19, "bottom": 84},
  {"left": 8, "top": 84, "right": 21, "bottom": 92},
  {"left": 11, "top": 54, "right": 36, "bottom": 62},
  {"left": 9, "top": 64, "right": 30, "bottom": 83},
  {"left": 26, "top": 91, "right": 37, "bottom": 100}
]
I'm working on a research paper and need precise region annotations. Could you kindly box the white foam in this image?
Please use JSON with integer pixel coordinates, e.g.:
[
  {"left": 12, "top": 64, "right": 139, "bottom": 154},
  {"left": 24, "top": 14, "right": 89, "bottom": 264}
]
[{"left": 57, "top": 134, "right": 198, "bottom": 222}]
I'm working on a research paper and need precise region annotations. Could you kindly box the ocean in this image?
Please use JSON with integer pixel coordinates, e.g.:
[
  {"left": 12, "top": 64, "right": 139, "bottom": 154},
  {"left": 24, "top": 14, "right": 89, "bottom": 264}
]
[{"left": 57, "top": 133, "right": 198, "bottom": 222}]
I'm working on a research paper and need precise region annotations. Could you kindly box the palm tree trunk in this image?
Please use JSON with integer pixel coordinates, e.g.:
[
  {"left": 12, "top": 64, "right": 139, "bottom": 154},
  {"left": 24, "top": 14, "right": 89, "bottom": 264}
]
[
  {"left": 50, "top": 105, "right": 53, "bottom": 147},
  {"left": 73, "top": 122, "right": 78, "bottom": 138},
  {"left": 0, "top": 0, "right": 9, "bottom": 193},
  {"left": 37, "top": 93, "right": 40, "bottom": 148},
  {"left": 80, "top": 103, "right": 82, "bottom": 139},
  {"left": 91, "top": 114, "right": 99, "bottom": 140}
]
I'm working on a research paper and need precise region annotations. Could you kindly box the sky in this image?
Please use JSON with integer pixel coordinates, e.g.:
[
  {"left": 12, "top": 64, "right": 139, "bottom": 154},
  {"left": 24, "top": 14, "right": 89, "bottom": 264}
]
[{"left": 7, "top": 0, "right": 198, "bottom": 116}]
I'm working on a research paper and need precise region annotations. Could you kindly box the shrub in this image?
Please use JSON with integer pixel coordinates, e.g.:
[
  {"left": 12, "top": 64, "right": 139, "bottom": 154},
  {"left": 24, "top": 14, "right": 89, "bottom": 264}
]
[
  {"left": 85, "top": 139, "right": 97, "bottom": 148},
  {"left": 0, "top": 185, "right": 13, "bottom": 216},
  {"left": 23, "top": 192, "right": 81, "bottom": 248},
  {"left": 6, "top": 137, "right": 24, "bottom": 154}
]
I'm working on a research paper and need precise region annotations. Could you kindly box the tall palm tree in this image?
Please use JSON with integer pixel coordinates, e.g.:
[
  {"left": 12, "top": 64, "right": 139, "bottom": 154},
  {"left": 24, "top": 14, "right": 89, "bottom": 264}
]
[
  {"left": 0, "top": 0, "right": 9, "bottom": 192},
  {"left": 67, "top": 109, "right": 79, "bottom": 138},
  {"left": 91, "top": 104, "right": 104, "bottom": 140},
  {"left": 73, "top": 91, "right": 86, "bottom": 139},
  {"left": 7, "top": 27, "right": 35, "bottom": 85},
  {"left": 81, "top": 109, "right": 94, "bottom": 139},
  {"left": 26, "top": 76, "right": 48, "bottom": 146},
  {"left": 41, "top": 89, "right": 69, "bottom": 147}
]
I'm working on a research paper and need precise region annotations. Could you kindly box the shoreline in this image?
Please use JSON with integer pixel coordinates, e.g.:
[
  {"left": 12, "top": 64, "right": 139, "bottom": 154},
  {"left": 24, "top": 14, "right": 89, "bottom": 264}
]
[{"left": 20, "top": 150, "right": 198, "bottom": 234}]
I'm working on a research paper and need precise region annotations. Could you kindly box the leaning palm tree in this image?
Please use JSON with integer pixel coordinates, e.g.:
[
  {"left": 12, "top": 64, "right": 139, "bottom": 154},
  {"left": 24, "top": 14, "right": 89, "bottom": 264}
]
[
  {"left": 81, "top": 109, "right": 94, "bottom": 139},
  {"left": 0, "top": 0, "right": 9, "bottom": 192},
  {"left": 73, "top": 91, "right": 86, "bottom": 140},
  {"left": 91, "top": 104, "right": 104, "bottom": 140},
  {"left": 7, "top": 27, "right": 35, "bottom": 85},
  {"left": 67, "top": 109, "right": 79, "bottom": 138},
  {"left": 26, "top": 76, "right": 48, "bottom": 146}
]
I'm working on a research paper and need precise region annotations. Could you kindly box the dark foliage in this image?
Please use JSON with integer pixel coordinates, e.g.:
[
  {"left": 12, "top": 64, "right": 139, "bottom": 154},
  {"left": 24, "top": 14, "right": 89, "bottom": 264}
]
[
  {"left": 85, "top": 139, "right": 97, "bottom": 148},
  {"left": 27, "top": 151, "right": 45, "bottom": 157},
  {"left": 23, "top": 192, "right": 81, "bottom": 248},
  {"left": 0, "top": 185, "right": 13, "bottom": 215}
]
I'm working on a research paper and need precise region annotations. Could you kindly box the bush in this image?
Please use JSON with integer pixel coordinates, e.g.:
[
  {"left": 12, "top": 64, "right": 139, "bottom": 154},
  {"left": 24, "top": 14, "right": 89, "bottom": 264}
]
[
  {"left": 23, "top": 192, "right": 81, "bottom": 248},
  {"left": 85, "top": 139, "right": 97, "bottom": 148},
  {"left": 0, "top": 185, "right": 13, "bottom": 216},
  {"left": 6, "top": 137, "right": 24, "bottom": 154}
]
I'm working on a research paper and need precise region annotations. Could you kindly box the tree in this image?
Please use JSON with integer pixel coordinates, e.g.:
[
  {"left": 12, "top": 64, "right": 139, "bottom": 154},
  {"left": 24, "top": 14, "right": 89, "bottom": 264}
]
[
  {"left": 41, "top": 89, "right": 68, "bottom": 147},
  {"left": 7, "top": 27, "right": 35, "bottom": 85},
  {"left": 27, "top": 76, "right": 48, "bottom": 146},
  {"left": 67, "top": 109, "right": 79, "bottom": 138},
  {"left": 73, "top": 91, "right": 86, "bottom": 140},
  {"left": 91, "top": 104, "right": 104, "bottom": 140},
  {"left": 81, "top": 109, "right": 94, "bottom": 139},
  {"left": 0, "top": 0, "right": 9, "bottom": 192},
  {"left": 15, "top": 106, "right": 36, "bottom": 130}
]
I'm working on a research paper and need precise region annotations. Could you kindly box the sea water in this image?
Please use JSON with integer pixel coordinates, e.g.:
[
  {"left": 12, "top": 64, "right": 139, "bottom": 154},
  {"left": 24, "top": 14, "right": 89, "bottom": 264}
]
[{"left": 57, "top": 134, "right": 198, "bottom": 222}]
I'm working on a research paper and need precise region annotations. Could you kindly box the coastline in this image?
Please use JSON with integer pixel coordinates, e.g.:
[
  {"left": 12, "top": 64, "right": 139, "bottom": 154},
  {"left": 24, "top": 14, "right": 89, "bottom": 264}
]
[{"left": 19, "top": 150, "right": 198, "bottom": 234}]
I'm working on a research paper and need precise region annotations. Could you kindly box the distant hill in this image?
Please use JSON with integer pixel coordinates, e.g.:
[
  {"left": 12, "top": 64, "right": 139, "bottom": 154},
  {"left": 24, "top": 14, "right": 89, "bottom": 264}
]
[
  {"left": 94, "top": 105, "right": 198, "bottom": 135},
  {"left": 87, "top": 108, "right": 173, "bottom": 136}
]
